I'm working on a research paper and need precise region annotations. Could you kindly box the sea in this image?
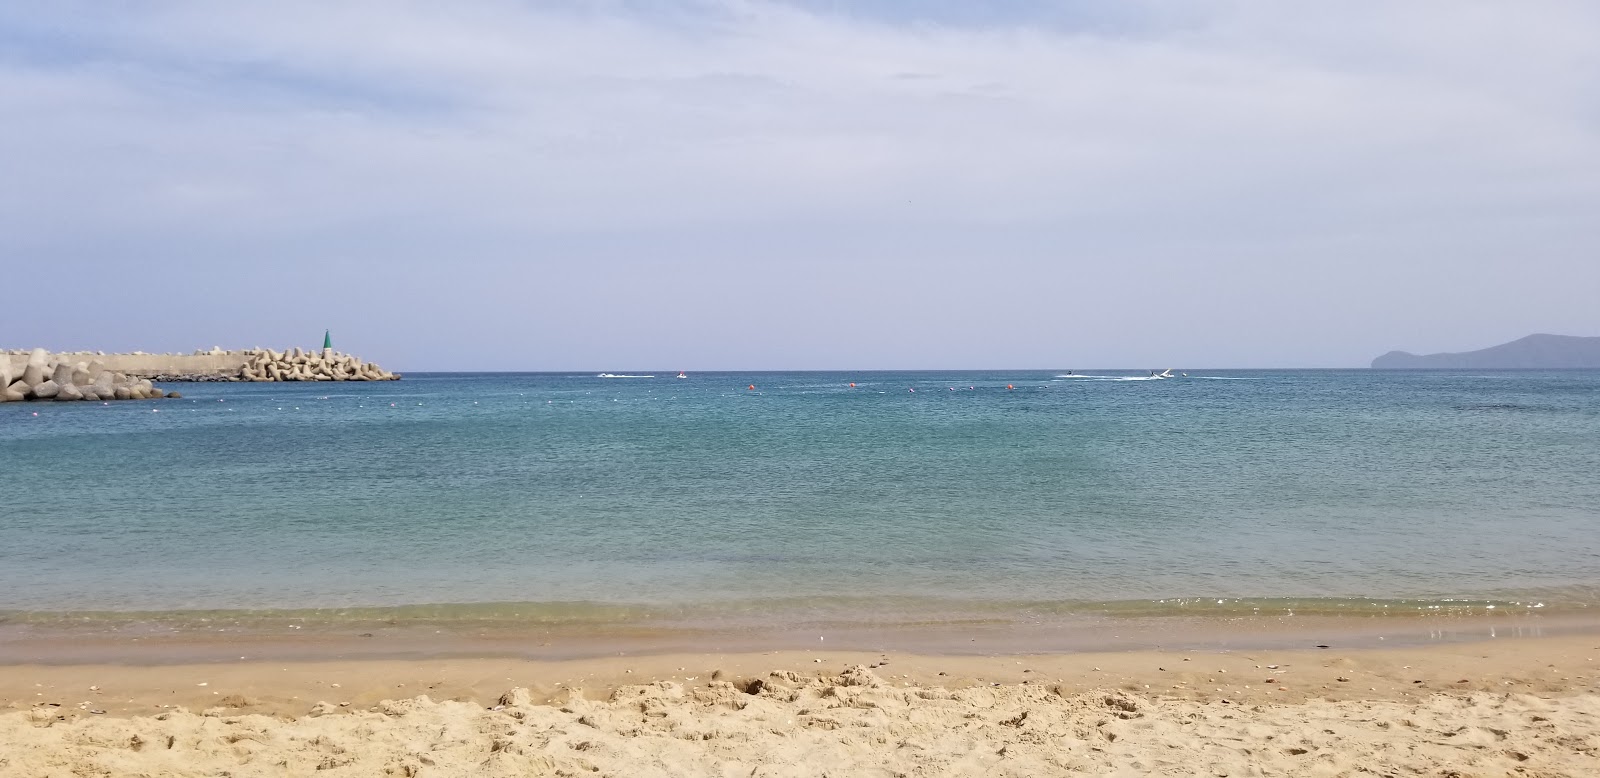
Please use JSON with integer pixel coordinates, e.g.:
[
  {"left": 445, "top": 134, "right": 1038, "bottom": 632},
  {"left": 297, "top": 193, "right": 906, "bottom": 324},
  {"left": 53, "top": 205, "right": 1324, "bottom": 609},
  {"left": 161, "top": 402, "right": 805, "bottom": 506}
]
[{"left": 2, "top": 370, "right": 1598, "bottom": 650}]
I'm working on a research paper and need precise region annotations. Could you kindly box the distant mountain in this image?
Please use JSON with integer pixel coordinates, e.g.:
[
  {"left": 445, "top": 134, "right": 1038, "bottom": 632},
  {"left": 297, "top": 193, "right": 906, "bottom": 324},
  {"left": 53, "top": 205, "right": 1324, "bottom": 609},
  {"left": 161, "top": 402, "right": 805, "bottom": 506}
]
[{"left": 1371, "top": 334, "right": 1600, "bottom": 369}]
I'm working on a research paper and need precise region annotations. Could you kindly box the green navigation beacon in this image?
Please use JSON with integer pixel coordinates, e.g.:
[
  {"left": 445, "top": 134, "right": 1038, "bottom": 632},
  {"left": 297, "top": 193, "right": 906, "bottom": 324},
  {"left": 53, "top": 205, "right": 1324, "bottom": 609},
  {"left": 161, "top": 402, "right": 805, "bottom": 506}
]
[{"left": 323, "top": 330, "right": 333, "bottom": 351}]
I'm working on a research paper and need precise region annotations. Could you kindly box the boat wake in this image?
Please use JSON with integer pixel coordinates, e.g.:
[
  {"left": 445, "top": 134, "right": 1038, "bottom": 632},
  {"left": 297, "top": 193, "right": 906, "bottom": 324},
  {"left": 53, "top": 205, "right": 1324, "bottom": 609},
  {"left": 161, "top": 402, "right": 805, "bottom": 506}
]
[{"left": 597, "top": 374, "right": 655, "bottom": 379}]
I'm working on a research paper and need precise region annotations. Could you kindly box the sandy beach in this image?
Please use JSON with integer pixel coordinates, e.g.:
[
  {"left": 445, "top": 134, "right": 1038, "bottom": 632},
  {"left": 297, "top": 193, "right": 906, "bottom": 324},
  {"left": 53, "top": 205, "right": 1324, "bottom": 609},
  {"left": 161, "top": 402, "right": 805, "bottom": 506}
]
[{"left": 3, "top": 634, "right": 1597, "bottom": 776}]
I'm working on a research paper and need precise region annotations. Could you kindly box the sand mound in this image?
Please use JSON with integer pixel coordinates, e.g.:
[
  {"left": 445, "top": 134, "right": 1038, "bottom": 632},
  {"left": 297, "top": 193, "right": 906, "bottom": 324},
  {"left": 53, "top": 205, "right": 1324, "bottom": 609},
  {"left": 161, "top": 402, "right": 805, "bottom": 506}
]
[{"left": 3, "top": 665, "right": 1597, "bottom": 777}]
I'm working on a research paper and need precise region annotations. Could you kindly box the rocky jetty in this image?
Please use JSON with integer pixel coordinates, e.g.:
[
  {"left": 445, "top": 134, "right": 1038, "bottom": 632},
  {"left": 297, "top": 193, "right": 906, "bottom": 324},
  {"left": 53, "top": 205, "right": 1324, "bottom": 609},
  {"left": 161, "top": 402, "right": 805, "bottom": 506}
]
[
  {"left": 2, "top": 347, "right": 399, "bottom": 384},
  {"left": 1, "top": 348, "right": 175, "bottom": 403},
  {"left": 233, "top": 347, "right": 399, "bottom": 382}
]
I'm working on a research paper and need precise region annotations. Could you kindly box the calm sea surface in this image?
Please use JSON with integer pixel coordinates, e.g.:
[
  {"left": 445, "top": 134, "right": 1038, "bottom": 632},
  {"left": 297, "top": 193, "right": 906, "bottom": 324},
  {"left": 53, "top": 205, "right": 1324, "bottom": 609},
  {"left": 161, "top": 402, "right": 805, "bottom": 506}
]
[{"left": 2, "top": 370, "right": 1597, "bottom": 630}]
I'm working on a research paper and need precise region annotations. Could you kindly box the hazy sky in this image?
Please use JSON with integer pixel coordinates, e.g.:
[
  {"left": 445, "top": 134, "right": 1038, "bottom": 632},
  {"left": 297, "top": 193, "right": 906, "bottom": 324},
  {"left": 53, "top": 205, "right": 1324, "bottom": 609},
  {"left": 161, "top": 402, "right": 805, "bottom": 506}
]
[{"left": 3, "top": 1, "right": 1597, "bottom": 370}]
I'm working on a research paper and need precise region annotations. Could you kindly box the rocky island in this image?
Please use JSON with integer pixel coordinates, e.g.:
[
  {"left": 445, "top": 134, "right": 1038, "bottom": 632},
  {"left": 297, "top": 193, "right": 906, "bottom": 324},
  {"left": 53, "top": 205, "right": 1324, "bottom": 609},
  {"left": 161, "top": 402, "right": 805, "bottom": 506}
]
[{"left": 1371, "top": 333, "right": 1600, "bottom": 369}]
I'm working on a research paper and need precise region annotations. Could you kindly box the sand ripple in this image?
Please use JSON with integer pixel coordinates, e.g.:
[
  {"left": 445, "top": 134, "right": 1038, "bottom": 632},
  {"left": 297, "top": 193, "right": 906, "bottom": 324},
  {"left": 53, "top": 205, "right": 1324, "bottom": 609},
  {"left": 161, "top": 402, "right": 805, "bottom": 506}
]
[{"left": 4, "top": 665, "right": 1597, "bottom": 777}]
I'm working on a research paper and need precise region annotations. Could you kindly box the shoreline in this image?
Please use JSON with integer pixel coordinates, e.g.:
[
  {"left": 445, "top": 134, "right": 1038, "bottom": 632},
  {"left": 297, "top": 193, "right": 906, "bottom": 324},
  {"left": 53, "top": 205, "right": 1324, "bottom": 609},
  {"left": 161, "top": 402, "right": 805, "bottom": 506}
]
[
  {"left": 3, "top": 610, "right": 1595, "bottom": 665},
  {"left": 7, "top": 633, "right": 1599, "bottom": 715},
  {"left": 4, "top": 635, "right": 1597, "bottom": 775}
]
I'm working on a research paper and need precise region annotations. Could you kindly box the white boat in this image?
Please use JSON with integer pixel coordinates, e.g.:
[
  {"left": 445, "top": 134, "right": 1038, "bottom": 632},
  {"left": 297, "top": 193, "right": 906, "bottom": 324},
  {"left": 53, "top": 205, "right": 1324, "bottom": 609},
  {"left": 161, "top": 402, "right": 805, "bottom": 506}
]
[{"left": 676, "top": 371, "right": 687, "bottom": 379}]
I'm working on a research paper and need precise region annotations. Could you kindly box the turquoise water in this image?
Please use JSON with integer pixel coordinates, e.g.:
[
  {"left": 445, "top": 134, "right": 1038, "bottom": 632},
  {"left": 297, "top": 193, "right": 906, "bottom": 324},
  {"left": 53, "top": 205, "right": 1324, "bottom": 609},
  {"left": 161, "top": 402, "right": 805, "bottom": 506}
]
[{"left": 2, "top": 370, "right": 1597, "bottom": 629}]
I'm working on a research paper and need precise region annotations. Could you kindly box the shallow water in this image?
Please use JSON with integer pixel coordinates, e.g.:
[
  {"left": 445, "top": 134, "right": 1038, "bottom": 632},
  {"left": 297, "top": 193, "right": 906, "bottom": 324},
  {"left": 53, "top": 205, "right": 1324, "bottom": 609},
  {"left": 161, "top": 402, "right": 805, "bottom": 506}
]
[{"left": 2, "top": 370, "right": 1597, "bottom": 631}]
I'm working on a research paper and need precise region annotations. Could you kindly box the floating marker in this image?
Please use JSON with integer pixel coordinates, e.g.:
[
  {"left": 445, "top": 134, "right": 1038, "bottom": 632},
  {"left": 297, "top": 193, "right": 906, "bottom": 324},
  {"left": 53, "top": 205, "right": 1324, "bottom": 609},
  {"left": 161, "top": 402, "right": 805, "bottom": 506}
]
[
  {"left": 748, "top": 385, "right": 756, "bottom": 390},
  {"left": 1007, "top": 384, "right": 1014, "bottom": 390},
  {"left": 849, "top": 383, "right": 855, "bottom": 388}
]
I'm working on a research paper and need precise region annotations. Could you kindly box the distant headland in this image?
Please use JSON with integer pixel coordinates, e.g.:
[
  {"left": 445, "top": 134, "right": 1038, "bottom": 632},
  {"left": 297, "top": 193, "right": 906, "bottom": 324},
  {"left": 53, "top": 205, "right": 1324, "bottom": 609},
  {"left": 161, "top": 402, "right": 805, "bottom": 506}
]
[{"left": 1371, "top": 333, "right": 1600, "bottom": 369}]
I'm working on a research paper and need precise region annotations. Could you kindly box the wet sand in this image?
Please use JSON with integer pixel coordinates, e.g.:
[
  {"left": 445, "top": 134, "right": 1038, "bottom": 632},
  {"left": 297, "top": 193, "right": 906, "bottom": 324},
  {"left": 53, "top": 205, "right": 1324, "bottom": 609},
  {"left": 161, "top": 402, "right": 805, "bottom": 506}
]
[
  {"left": 3, "top": 634, "right": 1598, "bottom": 775},
  {"left": 1, "top": 608, "right": 1586, "bottom": 665}
]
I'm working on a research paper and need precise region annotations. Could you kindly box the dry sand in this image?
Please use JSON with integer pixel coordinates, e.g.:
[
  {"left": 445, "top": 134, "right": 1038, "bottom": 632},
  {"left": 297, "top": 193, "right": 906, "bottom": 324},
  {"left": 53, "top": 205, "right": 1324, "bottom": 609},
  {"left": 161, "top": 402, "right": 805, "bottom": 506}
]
[{"left": 3, "top": 635, "right": 1598, "bottom": 776}]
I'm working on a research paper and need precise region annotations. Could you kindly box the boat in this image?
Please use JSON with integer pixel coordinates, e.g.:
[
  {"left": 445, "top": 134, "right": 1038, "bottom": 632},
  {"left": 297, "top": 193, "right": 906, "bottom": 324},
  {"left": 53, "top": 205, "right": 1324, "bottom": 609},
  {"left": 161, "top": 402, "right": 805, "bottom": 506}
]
[{"left": 676, "top": 371, "right": 687, "bottom": 379}]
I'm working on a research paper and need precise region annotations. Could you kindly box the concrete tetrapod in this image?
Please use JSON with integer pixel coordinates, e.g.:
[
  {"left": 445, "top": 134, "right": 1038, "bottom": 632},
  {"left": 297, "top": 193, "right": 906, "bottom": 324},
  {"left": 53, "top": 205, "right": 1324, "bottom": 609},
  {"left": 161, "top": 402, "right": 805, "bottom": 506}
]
[{"left": 1, "top": 350, "right": 178, "bottom": 403}]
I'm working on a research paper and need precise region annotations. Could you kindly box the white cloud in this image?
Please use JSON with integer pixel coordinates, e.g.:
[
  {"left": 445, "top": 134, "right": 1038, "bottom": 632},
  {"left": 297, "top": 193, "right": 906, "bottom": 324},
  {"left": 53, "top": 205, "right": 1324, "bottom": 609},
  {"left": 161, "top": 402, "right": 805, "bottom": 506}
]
[{"left": 1, "top": 1, "right": 1596, "bottom": 367}]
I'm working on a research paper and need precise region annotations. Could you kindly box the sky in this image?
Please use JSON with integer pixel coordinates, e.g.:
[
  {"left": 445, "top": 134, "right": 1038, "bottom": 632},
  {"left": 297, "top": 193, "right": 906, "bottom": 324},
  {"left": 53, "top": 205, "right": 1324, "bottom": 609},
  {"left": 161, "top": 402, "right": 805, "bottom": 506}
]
[{"left": 2, "top": 1, "right": 1597, "bottom": 371}]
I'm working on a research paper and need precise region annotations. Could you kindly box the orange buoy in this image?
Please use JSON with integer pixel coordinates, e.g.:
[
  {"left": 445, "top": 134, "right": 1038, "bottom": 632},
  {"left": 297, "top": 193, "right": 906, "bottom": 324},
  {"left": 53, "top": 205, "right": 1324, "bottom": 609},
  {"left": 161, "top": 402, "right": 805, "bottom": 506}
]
[
  {"left": 849, "top": 383, "right": 855, "bottom": 388},
  {"left": 1007, "top": 384, "right": 1014, "bottom": 390},
  {"left": 748, "top": 385, "right": 756, "bottom": 390}
]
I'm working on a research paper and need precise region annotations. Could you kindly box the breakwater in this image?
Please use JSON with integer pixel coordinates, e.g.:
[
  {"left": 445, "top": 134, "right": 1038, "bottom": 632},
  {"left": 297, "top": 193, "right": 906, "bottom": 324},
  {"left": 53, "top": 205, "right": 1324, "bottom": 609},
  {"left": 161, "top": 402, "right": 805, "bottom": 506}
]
[
  {"left": 2, "top": 347, "right": 398, "bottom": 384},
  {"left": 233, "top": 347, "right": 398, "bottom": 382},
  {"left": 1, "top": 348, "right": 175, "bottom": 403}
]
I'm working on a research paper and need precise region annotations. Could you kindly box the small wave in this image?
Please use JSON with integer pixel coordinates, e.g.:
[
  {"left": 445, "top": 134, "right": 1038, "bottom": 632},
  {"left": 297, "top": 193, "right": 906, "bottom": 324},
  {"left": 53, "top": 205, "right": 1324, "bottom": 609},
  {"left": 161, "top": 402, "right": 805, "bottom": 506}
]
[
  {"left": 1054, "top": 374, "right": 1261, "bottom": 381},
  {"left": 1454, "top": 402, "right": 1574, "bottom": 413}
]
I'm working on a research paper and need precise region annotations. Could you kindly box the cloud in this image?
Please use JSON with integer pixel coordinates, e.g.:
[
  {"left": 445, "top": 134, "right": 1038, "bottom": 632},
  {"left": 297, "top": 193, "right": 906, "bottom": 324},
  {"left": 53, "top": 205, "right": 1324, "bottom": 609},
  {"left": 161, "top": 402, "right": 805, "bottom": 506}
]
[{"left": 1, "top": 1, "right": 1596, "bottom": 367}]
